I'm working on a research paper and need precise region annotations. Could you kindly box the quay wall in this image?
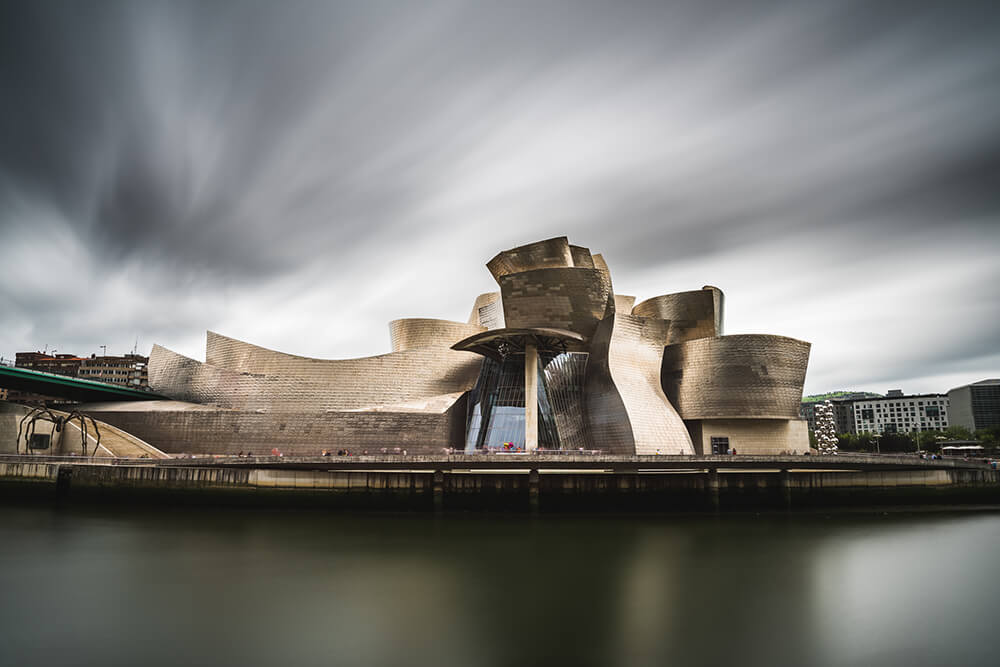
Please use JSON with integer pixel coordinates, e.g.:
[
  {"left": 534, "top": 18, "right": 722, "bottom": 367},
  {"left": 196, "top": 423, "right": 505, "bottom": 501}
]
[{"left": 1, "top": 462, "right": 998, "bottom": 511}]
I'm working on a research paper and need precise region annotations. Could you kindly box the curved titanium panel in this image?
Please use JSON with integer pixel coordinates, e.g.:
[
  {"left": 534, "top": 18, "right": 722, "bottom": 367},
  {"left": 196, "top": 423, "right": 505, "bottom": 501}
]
[
  {"left": 167, "top": 334, "right": 483, "bottom": 412},
  {"left": 498, "top": 267, "right": 611, "bottom": 339},
  {"left": 389, "top": 319, "right": 485, "bottom": 352},
  {"left": 614, "top": 294, "right": 636, "bottom": 315},
  {"left": 599, "top": 314, "right": 694, "bottom": 454},
  {"left": 591, "top": 254, "right": 613, "bottom": 299},
  {"left": 632, "top": 287, "right": 724, "bottom": 343},
  {"left": 660, "top": 334, "right": 810, "bottom": 419},
  {"left": 704, "top": 285, "right": 725, "bottom": 335},
  {"left": 569, "top": 245, "right": 595, "bottom": 268},
  {"left": 487, "top": 236, "right": 574, "bottom": 280},
  {"left": 467, "top": 292, "right": 503, "bottom": 328},
  {"left": 149, "top": 344, "right": 273, "bottom": 411}
]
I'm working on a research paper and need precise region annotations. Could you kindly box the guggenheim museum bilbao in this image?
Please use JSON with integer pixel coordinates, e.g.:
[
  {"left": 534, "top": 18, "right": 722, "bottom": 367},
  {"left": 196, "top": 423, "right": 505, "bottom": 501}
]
[{"left": 78, "top": 237, "right": 811, "bottom": 456}]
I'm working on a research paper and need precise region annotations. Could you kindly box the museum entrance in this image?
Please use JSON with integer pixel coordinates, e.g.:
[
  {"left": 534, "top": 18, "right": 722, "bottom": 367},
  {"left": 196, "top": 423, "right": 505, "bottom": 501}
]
[
  {"left": 452, "top": 329, "right": 592, "bottom": 453},
  {"left": 463, "top": 350, "right": 590, "bottom": 452}
]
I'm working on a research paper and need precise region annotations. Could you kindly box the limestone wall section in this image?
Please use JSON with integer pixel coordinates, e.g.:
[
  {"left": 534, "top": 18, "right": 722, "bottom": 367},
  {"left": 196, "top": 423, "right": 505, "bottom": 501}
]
[
  {"left": 661, "top": 335, "right": 810, "bottom": 419},
  {"left": 81, "top": 400, "right": 467, "bottom": 456},
  {"left": 0, "top": 402, "right": 32, "bottom": 454},
  {"left": 686, "top": 418, "right": 810, "bottom": 455}
]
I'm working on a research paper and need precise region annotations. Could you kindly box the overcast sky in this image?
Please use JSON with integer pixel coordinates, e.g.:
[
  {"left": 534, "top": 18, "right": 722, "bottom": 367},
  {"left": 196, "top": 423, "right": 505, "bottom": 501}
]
[{"left": 1, "top": 0, "right": 998, "bottom": 396}]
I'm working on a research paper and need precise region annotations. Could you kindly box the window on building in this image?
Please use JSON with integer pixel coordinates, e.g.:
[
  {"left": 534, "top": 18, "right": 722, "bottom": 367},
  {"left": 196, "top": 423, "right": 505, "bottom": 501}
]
[{"left": 710, "top": 436, "right": 730, "bottom": 455}]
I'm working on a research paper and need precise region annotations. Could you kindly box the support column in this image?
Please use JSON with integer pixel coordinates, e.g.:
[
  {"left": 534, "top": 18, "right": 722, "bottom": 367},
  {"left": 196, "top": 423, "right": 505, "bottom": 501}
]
[
  {"left": 528, "top": 468, "right": 540, "bottom": 514},
  {"left": 56, "top": 465, "right": 73, "bottom": 498},
  {"left": 524, "top": 342, "right": 538, "bottom": 452},
  {"left": 707, "top": 468, "right": 720, "bottom": 512},
  {"left": 433, "top": 470, "right": 444, "bottom": 514},
  {"left": 779, "top": 469, "right": 792, "bottom": 510}
]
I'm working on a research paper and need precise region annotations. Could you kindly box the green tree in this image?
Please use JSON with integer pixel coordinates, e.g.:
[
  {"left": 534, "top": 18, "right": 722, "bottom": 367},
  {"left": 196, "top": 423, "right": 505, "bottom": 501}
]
[
  {"left": 975, "top": 427, "right": 1000, "bottom": 448},
  {"left": 916, "top": 430, "right": 944, "bottom": 452},
  {"left": 944, "top": 425, "right": 975, "bottom": 441},
  {"left": 881, "top": 433, "right": 916, "bottom": 453},
  {"left": 856, "top": 432, "right": 877, "bottom": 453},
  {"left": 836, "top": 432, "right": 879, "bottom": 453}
]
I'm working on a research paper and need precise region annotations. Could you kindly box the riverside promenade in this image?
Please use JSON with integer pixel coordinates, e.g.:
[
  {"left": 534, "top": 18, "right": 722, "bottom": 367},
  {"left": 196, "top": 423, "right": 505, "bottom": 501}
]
[{"left": 1, "top": 453, "right": 997, "bottom": 512}]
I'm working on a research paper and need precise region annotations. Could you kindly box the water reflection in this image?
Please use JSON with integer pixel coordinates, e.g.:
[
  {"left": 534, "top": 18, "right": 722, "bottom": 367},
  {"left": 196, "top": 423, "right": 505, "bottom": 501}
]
[
  {"left": 0, "top": 507, "right": 998, "bottom": 667},
  {"left": 809, "top": 517, "right": 998, "bottom": 667}
]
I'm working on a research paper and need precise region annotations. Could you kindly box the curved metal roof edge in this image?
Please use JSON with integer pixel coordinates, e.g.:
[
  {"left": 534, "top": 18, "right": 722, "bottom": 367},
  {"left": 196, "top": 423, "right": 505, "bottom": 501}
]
[{"left": 451, "top": 327, "right": 586, "bottom": 354}]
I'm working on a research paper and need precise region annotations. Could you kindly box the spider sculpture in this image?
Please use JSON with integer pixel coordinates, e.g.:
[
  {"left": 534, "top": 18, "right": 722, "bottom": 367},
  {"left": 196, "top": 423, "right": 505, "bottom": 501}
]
[{"left": 16, "top": 407, "right": 102, "bottom": 456}]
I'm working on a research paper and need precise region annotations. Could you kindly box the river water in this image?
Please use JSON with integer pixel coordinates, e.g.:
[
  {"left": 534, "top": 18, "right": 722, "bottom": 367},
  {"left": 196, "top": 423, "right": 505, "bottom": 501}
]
[{"left": 1, "top": 505, "right": 998, "bottom": 667}]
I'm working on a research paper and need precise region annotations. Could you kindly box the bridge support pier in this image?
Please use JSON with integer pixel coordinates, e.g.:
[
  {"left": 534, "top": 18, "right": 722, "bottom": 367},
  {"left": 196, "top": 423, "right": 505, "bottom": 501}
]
[
  {"left": 707, "top": 468, "right": 720, "bottom": 511},
  {"left": 56, "top": 465, "right": 72, "bottom": 497},
  {"left": 528, "top": 468, "right": 540, "bottom": 514},
  {"left": 779, "top": 469, "right": 792, "bottom": 510},
  {"left": 433, "top": 470, "right": 444, "bottom": 513}
]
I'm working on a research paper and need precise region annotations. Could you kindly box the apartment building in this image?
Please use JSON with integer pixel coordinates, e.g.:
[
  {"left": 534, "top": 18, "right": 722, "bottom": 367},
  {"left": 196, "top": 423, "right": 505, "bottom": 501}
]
[
  {"left": 78, "top": 354, "right": 149, "bottom": 389},
  {"left": 851, "top": 391, "right": 950, "bottom": 433}
]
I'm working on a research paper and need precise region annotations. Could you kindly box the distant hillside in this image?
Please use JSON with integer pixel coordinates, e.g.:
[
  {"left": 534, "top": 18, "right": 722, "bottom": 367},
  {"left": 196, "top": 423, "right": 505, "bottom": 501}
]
[{"left": 802, "top": 390, "right": 883, "bottom": 403}]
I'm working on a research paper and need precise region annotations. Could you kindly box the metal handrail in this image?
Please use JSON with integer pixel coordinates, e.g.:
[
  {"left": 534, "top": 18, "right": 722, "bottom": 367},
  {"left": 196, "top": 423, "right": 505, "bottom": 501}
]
[{"left": 0, "top": 453, "right": 150, "bottom": 465}]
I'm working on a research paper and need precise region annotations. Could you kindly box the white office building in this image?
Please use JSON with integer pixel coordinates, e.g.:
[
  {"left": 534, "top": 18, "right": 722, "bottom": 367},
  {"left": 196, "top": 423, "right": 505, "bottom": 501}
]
[{"left": 852, "top": 391, "right": 950, "bottom": 434}]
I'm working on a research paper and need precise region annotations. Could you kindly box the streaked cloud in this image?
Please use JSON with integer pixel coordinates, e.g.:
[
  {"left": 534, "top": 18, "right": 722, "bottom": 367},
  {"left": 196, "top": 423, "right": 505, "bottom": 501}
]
[{"left": 1, "top": 0, "right": 998, "bottom": 394}]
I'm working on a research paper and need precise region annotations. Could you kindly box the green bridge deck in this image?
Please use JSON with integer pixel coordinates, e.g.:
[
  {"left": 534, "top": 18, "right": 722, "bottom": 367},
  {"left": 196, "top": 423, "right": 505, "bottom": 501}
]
[{"left": 0, "top": 365, "right": 167, "bottom": 403}]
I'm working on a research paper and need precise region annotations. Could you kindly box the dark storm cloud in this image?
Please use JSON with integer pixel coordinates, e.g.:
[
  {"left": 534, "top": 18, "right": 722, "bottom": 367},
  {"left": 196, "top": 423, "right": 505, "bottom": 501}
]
[
  {"left": 1, "top": 0, "right": 998, "bottom": 392},
  {"left": 0, "top": 1, "right": 411, "bottom": 276}
]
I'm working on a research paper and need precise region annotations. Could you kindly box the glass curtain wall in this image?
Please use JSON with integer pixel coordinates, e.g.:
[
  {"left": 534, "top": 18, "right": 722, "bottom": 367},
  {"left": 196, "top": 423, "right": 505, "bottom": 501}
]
[
  {"left": 465, "top": 351, "right": 590, "bottom": 451},
  {"left": 465, "top": 355, "right": 524, "bottom": 451},
  {"left": 538, "top": 351, "right": 591, "bottom": 450}
]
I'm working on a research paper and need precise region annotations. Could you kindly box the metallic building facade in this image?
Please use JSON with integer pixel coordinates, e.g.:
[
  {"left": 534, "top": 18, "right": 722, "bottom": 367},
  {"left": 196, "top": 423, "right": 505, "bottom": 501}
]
[{"left": 79, "top": 237, "right": 811, "bottom": 455}]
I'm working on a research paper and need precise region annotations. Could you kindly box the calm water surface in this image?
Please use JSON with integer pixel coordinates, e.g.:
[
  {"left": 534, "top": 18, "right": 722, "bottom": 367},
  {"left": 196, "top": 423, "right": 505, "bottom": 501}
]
[{"left": 1, "top": 505, "right": 998, "bottom": 667}]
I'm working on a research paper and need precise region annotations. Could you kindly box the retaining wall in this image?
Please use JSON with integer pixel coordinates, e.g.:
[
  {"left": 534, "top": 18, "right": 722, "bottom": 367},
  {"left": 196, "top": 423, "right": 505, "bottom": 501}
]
[{"left": 2, "top": 463, "right": 998, "bottom": 511}]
